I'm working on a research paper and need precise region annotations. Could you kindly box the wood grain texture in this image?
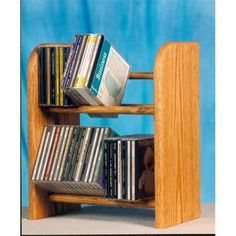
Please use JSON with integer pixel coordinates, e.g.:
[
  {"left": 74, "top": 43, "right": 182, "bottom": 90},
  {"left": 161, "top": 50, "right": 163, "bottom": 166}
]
[
  {"left": 154, "top": 42, "right": 200, "bottom": 228},
  {"left": 28, "top": 49, "right": 81, "bottom": 220},
  {"left": 49, "top": 194, "right": 155, "bottom": 208},
  {"left": 44, "top": 104, "right": 153, "bottom": 115},
  {"left": 28, "top": 48, "right": 55, "bottom": 220}
]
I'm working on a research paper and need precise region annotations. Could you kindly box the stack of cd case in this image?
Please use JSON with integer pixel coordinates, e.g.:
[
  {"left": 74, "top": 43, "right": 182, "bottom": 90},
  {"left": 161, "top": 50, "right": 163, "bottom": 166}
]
[
  {"left": 38, "top": 46, "right": 75, "bottom": 106},
  {"left": 31, "top": 125, "right": 118, "bottom": 196}
]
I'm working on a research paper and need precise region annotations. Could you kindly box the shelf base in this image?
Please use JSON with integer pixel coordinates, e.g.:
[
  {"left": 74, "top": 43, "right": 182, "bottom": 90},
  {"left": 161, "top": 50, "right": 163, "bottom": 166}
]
[{"left": 49, "top": 194, "right": 155, "bottom": 209}]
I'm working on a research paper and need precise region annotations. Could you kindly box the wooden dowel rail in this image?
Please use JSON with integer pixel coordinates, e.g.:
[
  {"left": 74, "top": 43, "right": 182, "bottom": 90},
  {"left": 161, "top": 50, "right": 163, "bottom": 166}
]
[{"left": 129, "top": 72, "right": 153, "bottom": 79}]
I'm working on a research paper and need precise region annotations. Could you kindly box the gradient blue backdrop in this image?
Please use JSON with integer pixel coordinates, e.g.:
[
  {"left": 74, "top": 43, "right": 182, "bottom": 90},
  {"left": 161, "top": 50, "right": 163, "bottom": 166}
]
[{"left": 21, "top": 0, "right": 215, "bottom": 207}]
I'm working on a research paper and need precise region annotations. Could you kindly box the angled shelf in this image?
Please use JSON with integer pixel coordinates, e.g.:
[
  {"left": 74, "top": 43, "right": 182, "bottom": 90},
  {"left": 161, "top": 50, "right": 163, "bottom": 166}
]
[
  {"left": 49, "top": 194, "right": 155, "bottom": 208},
  {"left": 27, "top": 42, "right": 200, "bottom": 228},
  {"left": 45, "top": 104, "right": 154, "bottom": 115}
]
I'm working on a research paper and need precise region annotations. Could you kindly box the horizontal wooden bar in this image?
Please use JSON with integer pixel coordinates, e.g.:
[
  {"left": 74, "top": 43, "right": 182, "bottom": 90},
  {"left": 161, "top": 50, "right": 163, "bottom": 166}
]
[
  {"left": 49, "top": 194, "right": 155, "bottom": 208},
  {"left": 129, "top": 72, "right": 153, "bottom": 79},
  {"left": 44, "top": 104, "right": 154, "bottom": 115}
]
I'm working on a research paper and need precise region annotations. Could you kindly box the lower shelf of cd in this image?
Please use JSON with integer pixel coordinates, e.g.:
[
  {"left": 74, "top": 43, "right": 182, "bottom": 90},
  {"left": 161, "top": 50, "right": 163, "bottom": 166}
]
[
  {"left": 33, "top": 180, "right": 155, "bottom": 208},
  {"left": 49, "top": 194, "right": 155, "bottom": 208},
  {"left": 33, "top": 180, "right": 104, "bottom": 195}
]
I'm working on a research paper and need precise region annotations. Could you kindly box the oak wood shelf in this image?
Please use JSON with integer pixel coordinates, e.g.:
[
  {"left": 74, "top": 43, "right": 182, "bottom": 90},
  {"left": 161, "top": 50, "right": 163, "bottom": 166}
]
[
  {"left": 28, "top": 42, "right": 200, "bottom": 228},
  {"left": 49, "top": 194, "right": 155, "bottom": 208},
  {"left": 45, "top": 104, "right": 154, "bottom": 115}
]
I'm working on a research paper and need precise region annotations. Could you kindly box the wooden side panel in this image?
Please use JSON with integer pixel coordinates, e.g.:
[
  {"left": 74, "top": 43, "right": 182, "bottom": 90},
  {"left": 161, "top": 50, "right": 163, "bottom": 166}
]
[
  {"left": 27, "top": 48, "right": 55, "bottom": 219},
  {"left": 154, "top": 42, "right": 200, "bottom": 228},
  {"left": 27, "top": 49, "right": 81, "bottom": 219}
]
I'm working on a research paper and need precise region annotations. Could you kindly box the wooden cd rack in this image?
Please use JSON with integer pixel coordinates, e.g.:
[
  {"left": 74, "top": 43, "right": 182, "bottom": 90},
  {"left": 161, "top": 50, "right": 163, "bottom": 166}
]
[{"left": 27, "top": 42, "right": 200, "bottom": 228}]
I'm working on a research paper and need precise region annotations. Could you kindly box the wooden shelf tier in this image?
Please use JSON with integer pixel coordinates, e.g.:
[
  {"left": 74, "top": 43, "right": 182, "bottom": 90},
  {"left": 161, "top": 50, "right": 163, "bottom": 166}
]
[
  {"left": 43, "top": 71, "right": 154, "bottom": 114},
  {"left": 45, "top": 104, "right": 154, "bottom": 115},
  {"left": 49, "top": 194, "right": 155, "bottom": 208}
]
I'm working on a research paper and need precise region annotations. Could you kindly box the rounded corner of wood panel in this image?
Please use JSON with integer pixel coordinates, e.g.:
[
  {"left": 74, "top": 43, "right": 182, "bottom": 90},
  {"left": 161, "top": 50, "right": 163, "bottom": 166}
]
[
  {"left": 27, "top": 47, "right": 39, "bottom": 69},
  {"left": 154, "top": 42, "right": 173, "bottom": 64},
  {"left": 153, "top": 42, "right": 178, "bottom": 79},
  {"left": 153, "top": 41, "right": 200, "bottom": 77}
]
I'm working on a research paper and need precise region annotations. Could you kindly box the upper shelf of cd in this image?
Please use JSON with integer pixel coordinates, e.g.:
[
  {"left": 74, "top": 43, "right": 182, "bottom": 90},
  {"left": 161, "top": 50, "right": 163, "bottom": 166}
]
[{"left": 41, "top": 71, "right": 154, "bottom": 114}]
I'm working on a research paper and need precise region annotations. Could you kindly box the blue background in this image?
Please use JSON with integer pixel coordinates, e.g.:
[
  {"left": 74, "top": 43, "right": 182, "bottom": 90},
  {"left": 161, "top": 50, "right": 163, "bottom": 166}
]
[{"left": 21, "top": 0, "right": 215, "bottom": 207}]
